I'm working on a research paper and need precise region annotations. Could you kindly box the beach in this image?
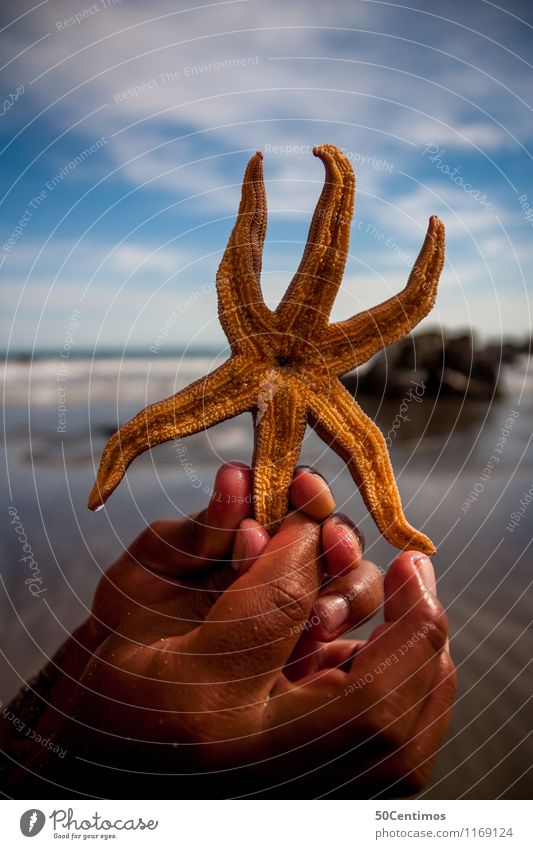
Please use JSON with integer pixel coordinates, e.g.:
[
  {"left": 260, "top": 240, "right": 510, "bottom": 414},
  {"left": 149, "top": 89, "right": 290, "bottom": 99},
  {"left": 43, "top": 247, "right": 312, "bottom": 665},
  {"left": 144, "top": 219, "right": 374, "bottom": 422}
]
[{"left": 1, "top": 352, "right": 532, "bottom": 799}]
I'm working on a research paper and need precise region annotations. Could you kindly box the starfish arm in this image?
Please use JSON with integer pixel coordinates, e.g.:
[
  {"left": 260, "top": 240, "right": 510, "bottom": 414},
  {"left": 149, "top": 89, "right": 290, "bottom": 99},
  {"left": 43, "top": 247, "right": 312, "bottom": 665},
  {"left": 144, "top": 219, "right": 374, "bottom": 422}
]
[
  {"left": 275, "top": 144, "right": 355, "bottom": 349},
  {"left": 88, "top": 357, "right": 260, "bottom": 510},
  {"left": 307, "top": 379, "right": 436, "bottom": 554},
  {"left": 216, "top": 151, "right": 275, "bottom": 354},
  {"left": 319, "top": 215, "right": 445, "bottom": 375},
  {"left": 252, "top": 376, "right": 308, "bottom": 532}
]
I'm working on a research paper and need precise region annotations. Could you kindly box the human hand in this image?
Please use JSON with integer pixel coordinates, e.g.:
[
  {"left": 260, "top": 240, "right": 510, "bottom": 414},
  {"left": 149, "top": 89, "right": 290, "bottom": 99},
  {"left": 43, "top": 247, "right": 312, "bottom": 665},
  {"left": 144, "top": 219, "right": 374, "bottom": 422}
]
[
  {"left": 62, "top": 464, "right": 454, "bottom": 799},
  {"left": 88, "top": 460, "right": 371, "bottom": 649}
]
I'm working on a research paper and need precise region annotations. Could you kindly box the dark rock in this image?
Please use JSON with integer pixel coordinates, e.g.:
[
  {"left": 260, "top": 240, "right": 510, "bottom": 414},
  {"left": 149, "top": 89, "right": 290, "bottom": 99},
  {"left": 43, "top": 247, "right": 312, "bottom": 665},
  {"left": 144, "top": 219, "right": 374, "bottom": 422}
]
[{"left": 343, "top": 330, "right": 501, "bottom": 400}]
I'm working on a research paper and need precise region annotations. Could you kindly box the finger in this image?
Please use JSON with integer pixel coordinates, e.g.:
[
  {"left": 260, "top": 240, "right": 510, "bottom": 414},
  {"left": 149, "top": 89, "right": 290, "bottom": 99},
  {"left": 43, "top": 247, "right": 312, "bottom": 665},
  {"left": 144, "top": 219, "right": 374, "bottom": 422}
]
[
  {"left": 290, "top": 466, "right": 335, "bottom": 521},
  {"left": 351, "top": 551, "right": 447, "bottom": 693},
  {"left": 307, "top": 559, "right": 383, "bottom": 642},
  {"left": 411, "top": 552, "right": 437, "bottom": 597},
  {"left": 231, "top": 518, "right": 270, "bottom": 575},
  {"left": 186, "top": 511, "right": 322, "bottom": 701},
  {"left": 371, "top": 649, "right": 457, "bottom": 797},
  {"left": 285, "top": 637, "right": 364, "bottom": 682},
  {"left": 283, "top": 636, "right": 324, "bottom": 682},
  {"left": 277, "top": 650, "right": 456, "bottom": 799},
  {"left": 321, "top": 514, "right": 365, "bottom": 578},
  {"left": 317, "top": 639, "right": 365, "bottom": 671},
  {"left": 267, "top": 552, "right": 448, "bottom": 748},
  {"left": 127, "top": 460, "right": 253, "bottom": 574},
  {"left": 335, "top": 552, "right": 448, "bottom": 740},
  {"left": 382, "top": 550, "right": 439, "bottom": 623}
]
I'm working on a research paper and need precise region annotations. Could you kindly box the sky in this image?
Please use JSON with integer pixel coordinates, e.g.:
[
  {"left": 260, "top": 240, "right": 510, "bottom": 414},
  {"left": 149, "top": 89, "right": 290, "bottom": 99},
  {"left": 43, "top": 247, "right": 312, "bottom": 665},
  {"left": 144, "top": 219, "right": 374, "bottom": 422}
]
[{"left": 1, "top": 0, "right": 532, "bottom": 354}]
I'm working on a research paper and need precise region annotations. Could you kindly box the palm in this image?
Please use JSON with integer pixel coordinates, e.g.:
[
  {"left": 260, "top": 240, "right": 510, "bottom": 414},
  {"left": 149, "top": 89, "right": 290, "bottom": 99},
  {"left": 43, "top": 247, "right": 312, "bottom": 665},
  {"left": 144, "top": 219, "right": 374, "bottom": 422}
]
[{"left": 90, "top": 519, "right": 238, "bottom": 643}]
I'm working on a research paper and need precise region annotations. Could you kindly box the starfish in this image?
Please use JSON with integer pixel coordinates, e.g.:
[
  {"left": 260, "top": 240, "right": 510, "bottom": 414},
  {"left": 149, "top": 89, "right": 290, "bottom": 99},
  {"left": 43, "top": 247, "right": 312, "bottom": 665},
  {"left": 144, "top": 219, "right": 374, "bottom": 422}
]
[{"left": 88, "top": 144, "right": 444, "bottom": 554}]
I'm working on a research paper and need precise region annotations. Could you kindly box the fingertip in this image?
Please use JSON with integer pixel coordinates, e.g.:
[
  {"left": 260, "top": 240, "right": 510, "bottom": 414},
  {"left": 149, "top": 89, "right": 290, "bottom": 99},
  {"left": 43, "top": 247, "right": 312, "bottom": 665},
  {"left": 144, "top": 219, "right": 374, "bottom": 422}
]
[
  {"left": 384, "top": 551, "right": 446, "bottom": 639},
  {"left": 290, "top": 467, "right": 335, "bottom": 521},
  {"left": 322, "top": 514, "right": 364, "bottom": 577},
  {"left": 232, "top": 518, "right": 270, "bottom": 574},
  {"left": 187, "top": 462, "right": 252, "bottom": 561},
  {"left": 411, "top": 552, "right": 437, "bottom": 596},
  {"left": 225, "top": 459, "right": 252, "bottom": 471},
  {"left": 386, "top": 549, "right": 436, "bottom": 593},
  {"left": 208, "top": 462, "right": 252, "bottom": 519},
  {"left": 384, "top": 550, "right": 425, "bottom": 593},
  {"left": 215, "top": 460, "right": 252, "bottom": 490}
]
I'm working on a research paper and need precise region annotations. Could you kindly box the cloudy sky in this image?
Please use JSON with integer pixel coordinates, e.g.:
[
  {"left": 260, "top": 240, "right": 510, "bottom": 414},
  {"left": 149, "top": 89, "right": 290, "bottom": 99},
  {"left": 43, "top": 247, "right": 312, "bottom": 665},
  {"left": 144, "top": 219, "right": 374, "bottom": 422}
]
[{"left": 1, "top": 0, "right": 532, "bottom": 353}]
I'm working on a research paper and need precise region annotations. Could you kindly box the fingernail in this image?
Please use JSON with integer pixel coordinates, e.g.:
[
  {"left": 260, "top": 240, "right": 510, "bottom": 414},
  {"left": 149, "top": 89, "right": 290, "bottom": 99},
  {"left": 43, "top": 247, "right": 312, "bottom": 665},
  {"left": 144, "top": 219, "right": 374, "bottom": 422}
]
[
  {"left": 314, "top": 594, "right": 350, "bottom": 634},
  {"left": 296, "top": 464, "right": 329, "bottom": 484},
  {"left": 226, "top": 458, "right": 248, "bottom": 466},
  {"left": 413, "top": 553, "right": 436, "bottom": 595},
  {"left": 331, "top": 513, "right": 365, "bottom": 554}
]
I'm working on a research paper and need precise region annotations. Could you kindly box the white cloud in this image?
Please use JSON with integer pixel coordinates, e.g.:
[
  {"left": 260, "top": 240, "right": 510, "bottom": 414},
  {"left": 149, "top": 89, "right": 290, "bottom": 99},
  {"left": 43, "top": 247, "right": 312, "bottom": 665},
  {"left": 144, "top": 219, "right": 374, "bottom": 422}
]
[
  {"left": 2, "top": 0, "right": 531, "bottom": 345},
  {"left": 5, "top": 0, "right": 530, "bottom": 193},
  {"left": 110, "top": 243, "right": 184, "bottom": 274}
]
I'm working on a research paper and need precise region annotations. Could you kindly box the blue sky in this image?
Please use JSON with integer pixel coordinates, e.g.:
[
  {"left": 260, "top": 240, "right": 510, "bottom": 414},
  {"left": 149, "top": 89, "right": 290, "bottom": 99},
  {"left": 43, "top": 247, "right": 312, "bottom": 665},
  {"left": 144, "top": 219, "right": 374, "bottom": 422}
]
[{"left": 1, "top": 0, "right": 532, "bottom": 353}]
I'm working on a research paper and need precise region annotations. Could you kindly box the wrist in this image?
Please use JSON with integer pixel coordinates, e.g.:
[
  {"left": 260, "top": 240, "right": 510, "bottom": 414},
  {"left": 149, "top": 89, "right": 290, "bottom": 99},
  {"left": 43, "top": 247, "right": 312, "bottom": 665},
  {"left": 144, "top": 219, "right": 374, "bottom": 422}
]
[{"left": 0, "top": 618, "right": 97, "bottom": 787}]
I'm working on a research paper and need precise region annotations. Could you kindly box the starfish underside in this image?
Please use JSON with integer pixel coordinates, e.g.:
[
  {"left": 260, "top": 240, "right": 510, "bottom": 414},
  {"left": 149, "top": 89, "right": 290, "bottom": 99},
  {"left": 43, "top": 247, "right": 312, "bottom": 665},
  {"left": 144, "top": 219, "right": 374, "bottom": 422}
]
[{"left": 88, "top": 144, "right": 445, "bottom": 554}]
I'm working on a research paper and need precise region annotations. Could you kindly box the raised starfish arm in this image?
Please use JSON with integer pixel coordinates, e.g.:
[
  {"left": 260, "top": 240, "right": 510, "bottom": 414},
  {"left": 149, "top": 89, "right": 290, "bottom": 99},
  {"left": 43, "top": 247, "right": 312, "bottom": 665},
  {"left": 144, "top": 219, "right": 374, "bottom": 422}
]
[
  {"left": 88, "top": 357, "right": 259, "bottom": 510},
  {"left": 319, "top": 215, "right": 445, "bottom": 376},
  {"left": 252, "top": 378, "right": 308, "bottom": 532},
  {"left": 307, "top": 380, "right": 436, "bottom": 554},
  {"left": 216, "top": 152, "right": 275, "bottom": 355},
  {"left": 276, "top": 144, "right": 355, "bottom": 350}
]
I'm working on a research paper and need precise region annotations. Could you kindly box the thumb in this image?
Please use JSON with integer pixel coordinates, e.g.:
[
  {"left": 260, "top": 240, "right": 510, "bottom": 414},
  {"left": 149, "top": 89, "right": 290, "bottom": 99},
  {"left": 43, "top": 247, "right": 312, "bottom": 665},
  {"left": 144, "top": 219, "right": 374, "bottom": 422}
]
[{"left": 187, "top": 512, "right": 322, "bottom": 702}]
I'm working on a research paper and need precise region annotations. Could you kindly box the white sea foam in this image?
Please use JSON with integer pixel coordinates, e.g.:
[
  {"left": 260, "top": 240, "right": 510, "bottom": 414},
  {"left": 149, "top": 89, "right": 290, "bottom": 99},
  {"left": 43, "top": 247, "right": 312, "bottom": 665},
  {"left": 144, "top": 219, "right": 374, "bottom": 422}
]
[{"left": 2, "top": 355, "right": 223, "bottom": 405}]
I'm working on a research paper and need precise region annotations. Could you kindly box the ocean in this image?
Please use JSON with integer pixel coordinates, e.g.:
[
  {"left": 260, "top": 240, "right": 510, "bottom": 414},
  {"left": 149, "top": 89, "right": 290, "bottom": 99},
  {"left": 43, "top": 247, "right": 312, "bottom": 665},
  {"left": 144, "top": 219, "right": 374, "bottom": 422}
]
[{"left": 1, "top": 352, "right": 532, "bottom": 798}]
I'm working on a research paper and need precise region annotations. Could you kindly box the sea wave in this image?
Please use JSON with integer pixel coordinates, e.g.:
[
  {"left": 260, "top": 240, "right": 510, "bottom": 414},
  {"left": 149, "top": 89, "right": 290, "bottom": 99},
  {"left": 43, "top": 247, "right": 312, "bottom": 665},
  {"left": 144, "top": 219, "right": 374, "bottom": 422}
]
[{"left": 2, "top": 355, "right": 226, "bottom": 405}]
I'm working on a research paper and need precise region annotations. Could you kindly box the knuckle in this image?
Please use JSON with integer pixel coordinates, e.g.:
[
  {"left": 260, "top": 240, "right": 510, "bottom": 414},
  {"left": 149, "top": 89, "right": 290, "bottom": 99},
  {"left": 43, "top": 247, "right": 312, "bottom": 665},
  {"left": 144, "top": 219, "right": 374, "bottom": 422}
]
[
  {"left": 135, "top": 520, "right": 166, "bottom": 550},
  {"left": 410, "top": 605, "right": 449, "bottom": 655},
  {"left": 439, "top": 653, "right": 458, "bottom": 702},
  {"left": 271, "top": 576, "right": 310, "bottom": 624},
  {"left": 375, "top": 721, "right": 406, "bottom": 752},
  {"left": 356, "top": 573, "right": 382, "bottom": 618},
  {"left": 362, "top": 704, "right": 406, "bottom": 750},
  {"left": 425, "top": 612, "right": 449, "bottom": 654}
]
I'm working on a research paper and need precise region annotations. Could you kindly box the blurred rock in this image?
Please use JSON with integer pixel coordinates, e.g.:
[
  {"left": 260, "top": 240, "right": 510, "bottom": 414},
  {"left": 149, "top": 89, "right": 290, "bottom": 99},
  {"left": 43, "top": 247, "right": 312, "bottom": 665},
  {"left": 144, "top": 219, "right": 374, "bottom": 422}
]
[{"left": 342, "top": 330, "right": 509, "bottom": 400}]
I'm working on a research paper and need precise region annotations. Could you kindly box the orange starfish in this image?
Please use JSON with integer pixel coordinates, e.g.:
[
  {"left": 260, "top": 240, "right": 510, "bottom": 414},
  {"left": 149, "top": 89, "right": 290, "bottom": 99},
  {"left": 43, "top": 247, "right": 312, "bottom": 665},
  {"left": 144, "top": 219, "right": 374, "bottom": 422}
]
[{"left": 88, "top": 144, "right": 444, "bottom": 554}]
